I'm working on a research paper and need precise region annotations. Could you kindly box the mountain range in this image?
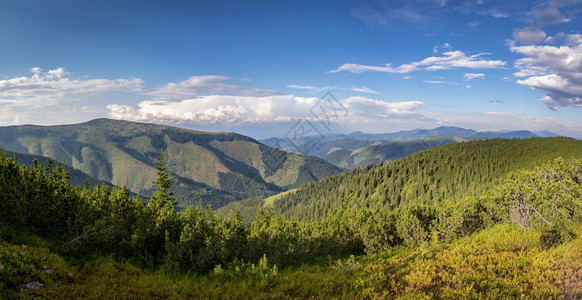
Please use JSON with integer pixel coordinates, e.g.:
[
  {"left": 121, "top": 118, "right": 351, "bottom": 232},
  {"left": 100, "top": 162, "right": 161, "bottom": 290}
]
[
  {"left": 0, "top": 119, "right": 341, "bottom": 209},
  {"left": 260, "top": 126, "right": 560, "bottom": 169}
]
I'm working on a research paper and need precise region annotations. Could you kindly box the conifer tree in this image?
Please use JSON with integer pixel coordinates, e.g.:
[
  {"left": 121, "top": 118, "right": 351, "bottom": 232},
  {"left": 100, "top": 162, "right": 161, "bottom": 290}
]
[{"left": 149, "top": 153, "right": 175, "bottom": 210}]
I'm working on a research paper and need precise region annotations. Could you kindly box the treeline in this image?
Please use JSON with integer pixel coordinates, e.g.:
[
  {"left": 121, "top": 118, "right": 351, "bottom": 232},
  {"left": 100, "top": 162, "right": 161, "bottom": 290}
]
[
  {"left": 274, "top": 137, "right": 582, "bottom": 221},
  {"left": 1, "top": 148, "right": 581, "bottom": 276}
]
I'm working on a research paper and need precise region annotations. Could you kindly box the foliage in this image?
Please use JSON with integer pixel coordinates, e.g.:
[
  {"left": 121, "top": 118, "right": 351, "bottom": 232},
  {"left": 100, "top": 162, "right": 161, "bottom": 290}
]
[
  {"left": 274, "top": 137, "right": 582, "bottom": 221},
  {"left": 1, "top": 138, "right": 582, "bottom": 298}
]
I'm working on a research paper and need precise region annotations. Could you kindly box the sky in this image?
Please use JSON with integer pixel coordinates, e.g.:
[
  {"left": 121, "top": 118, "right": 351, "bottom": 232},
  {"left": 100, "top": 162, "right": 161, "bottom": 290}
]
[{"left": 1, "top": 0, "right": 582, "bottom": 138}]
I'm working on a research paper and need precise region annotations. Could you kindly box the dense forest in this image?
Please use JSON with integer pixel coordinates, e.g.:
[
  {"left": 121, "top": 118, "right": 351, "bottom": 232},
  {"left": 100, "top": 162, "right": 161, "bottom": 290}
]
[
  {"left": 1, "top": 137, "right": 582, "bottom": 298},
  {"left": 274, "top": 137, "right": 582, "bottom": 220}
]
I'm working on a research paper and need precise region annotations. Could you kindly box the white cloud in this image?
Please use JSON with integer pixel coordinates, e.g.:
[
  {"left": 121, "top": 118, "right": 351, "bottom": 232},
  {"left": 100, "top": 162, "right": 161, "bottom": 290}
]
[
  {"left": 286, "top": 84, "right": 336, "bottom": 92},
  {"left": 146, "top": 75, "right": 284, "bottom": 98},
  {"left": 0, "top": 67, "right": 143, "bottom": 107},
  {"left": 476, "top": 9, "right": 510, "bottom": 18},
  {"left": 328, "top": 50, "right": 506, "bottom": 74},
  {"left": 469, "top": 20, "right": 481, "bottom": 28},
  {"left": 343, "top": 96, "right": 424, "bottom": 116},
  {"left": 463, "top": 73, "right": 485, "bottom": 80},
  {"left": 545, "top": 32, "right": 566, "bottom": 44},
  {"left": 423, "top": 80, "right": 458, "bottom": 85},
  {"left": 510, "top": 34, "right": 582, "bottom": 110},
  {"left": 513, "top": 27, "right": 547, "bottom": 44},
  {"left": 287, "top": 84, "right": 378, "bottom": 94},
  {"left": 466, "top": 85, "right": 472, "bottom": 88},
  {"left": 350, "top": 86, "right": 379, "bottom": 94},
  {"left": 433, "top": 43, "right": 453, "bottom": 54},
  {"left": 107, "top": 94, "right": 422, "bottom": 125}
]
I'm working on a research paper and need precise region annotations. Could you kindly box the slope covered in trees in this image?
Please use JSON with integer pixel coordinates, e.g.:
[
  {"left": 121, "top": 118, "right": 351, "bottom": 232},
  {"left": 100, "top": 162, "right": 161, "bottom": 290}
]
[
  {"left": 273, "top": 137, "right": 582, "bottom": 220},
  {"left": 1, "top": 138, "right": 582, "bottom": 298},
  {"left": 0, "top": 119, "right": 341, "bottom": 209}
]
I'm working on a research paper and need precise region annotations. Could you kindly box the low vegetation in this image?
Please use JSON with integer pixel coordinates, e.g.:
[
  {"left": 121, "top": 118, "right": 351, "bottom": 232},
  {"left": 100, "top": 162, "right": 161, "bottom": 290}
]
[{"left": 1, "top": 137, "right": 581, "bottom": 298}]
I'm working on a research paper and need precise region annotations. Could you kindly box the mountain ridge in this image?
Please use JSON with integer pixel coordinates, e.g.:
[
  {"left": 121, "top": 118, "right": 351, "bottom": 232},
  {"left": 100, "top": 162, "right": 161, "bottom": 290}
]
[{"left": 0, "top": 118, "right": 341, "bottom": 209}]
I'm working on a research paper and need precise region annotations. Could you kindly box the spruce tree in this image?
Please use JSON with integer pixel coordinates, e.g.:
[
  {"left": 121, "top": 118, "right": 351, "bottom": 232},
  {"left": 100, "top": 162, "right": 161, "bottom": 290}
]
[{"left": 150, "top": 153, "right": 175, "bottom": 210}]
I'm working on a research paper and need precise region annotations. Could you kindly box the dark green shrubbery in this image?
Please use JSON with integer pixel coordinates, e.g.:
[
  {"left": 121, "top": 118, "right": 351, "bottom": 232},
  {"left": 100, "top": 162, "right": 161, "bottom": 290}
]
[{"left": 1, "top": 148, "right": 582, "bottom": 283}]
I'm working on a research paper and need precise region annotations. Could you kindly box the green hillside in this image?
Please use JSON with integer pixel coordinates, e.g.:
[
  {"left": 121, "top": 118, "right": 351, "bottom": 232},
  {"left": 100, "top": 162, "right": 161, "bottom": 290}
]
[
  {"left": 1, "top": 140, "right": 582, "bottom": 298},
  {"left": 216, "top": 189, "right": 298, "bottom": 224},
  {"left": 0, "top": 119, "right": 341, "bottom": 209},
  {"left": 274, "top": 137, "right": 582, "bottom": 220}
]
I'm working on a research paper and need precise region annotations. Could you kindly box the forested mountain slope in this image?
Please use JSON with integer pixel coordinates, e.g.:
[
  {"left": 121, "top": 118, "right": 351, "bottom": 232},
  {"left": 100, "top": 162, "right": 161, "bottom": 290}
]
[
  {"left": 2, "top": 139, "right": 582, "bottom": 298},
  {"left": 0, "top": 119, "right": 341, "bottom": 208},
  {"left": 273, "top": 137, "right": 582, "bottom": 220}
]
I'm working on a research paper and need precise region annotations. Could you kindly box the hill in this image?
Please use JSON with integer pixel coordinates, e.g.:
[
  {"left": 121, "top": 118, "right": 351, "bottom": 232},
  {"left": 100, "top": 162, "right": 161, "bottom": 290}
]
[
  {"left": 1, "top": 143, "right": 581, "bottom": 298},
  {"left": 0, "top": 119, "right": 341, "bottom": 209},
  {"left": 272, "top": 137, "right": 582, "bottom": 220}
]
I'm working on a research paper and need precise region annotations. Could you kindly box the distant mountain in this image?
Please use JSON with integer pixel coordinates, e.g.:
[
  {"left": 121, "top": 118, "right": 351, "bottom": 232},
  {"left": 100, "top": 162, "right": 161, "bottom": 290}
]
[
  {"left": 260, "top": 127, "right": 561, "bottom": 169},
  {"left": 471, "top": 130, "right": 538, "bottom": 139},
  {"left": 534, "top": 130, "right": 562, "bottom": 137},
  {"left": 327, "top": 135, "right": 466, "bottom": 169},
  {"left": 0, "top": 119, "right": 341, "bottom": 209}
]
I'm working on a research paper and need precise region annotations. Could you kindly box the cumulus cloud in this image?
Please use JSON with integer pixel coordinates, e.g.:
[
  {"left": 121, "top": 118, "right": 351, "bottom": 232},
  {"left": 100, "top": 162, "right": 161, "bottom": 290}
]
[
  {"left": 0, "top": 67, "right": 143, "bottom": 107},
  {"left": 510, "top": 34, "right": 582, "bottom": 110},
  {"left": 463, "top": 73, "right": 485, "bottom": 80},
  {"left": 146, "top": 75, "right": 284, "bottom": 98},
  {"left": 343, "top": 97, "right": 424, "bottom": 116},
  {"left": 328, "top": 50, "right": 506, "bottom": 74},
  {"left": 513, "top": 27, "right": 547, "bottom": 44},
  {"left": 107, "top": 94, "right": 422, "bottom": 125}
]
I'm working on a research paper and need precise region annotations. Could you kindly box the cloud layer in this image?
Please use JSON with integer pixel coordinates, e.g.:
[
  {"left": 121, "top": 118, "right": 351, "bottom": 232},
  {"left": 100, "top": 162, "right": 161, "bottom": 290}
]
[{"left": 107, "top": 95, "right": 423, "bottom": 125}]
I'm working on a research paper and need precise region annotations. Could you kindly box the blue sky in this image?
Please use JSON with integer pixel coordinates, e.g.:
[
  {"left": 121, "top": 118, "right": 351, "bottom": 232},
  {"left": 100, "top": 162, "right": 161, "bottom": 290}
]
[{"left": 1, "top": 0, "right": 582, "bottom": 138}]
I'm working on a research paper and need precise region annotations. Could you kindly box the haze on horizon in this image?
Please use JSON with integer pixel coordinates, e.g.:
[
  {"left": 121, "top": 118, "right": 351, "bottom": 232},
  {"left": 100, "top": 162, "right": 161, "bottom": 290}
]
[{"left": 1, "top": 0, "right": 582, "bottom": 138}]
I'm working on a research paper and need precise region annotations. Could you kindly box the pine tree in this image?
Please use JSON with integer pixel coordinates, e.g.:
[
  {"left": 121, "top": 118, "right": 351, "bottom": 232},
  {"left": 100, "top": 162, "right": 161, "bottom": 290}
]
[{"left": 149, "top": 153, "right": 175, "bottom": 210}]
